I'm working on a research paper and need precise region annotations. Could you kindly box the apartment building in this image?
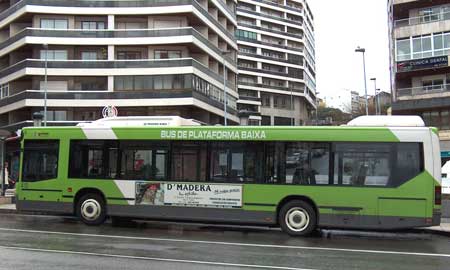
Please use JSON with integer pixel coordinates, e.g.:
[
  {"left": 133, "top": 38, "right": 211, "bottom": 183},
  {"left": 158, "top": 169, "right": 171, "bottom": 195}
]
[
  {"left": 236, "top": 0, "right": 316, "bottom": 125},
  {"left": 389, "top": 0, "right": 450, "bottom": 155},
  {"left": 0, "top": 0, "right": 239, "bottom": 130}
]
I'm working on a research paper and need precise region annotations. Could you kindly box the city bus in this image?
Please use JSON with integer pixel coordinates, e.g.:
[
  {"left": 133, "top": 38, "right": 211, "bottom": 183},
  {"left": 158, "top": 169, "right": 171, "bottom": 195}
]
[{"left": 16, "top": 116, "right": 442, "bottom": 236}]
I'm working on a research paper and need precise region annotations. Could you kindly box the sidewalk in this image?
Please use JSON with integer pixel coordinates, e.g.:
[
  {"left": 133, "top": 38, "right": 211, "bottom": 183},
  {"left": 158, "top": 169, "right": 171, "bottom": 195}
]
[{"left": 420, "top": 218, "right": 450, "bottom": 236}]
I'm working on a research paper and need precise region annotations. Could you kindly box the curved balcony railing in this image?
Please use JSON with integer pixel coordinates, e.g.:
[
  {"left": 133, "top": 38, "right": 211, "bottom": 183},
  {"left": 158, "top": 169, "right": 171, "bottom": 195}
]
[
  {"left": 0, "top": 89, "right": 238, "bottom": 114},
  {"left": 0, "top": 58, "right": 236, "bottom": 89},
  {"left": 0, "top": 27, "right": 236, "bottom": 66},
  {"left": 0, "top": 0, "right": 236, "bottom": 42}
]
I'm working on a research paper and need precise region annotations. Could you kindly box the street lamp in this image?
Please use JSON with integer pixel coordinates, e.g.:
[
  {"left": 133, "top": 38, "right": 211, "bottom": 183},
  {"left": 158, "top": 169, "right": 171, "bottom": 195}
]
[
  {"left": 355, "top": 46, "right": 368, "bottom": 115},
  {"left": 222, "top": 50, "right": 231, "bottom": 126},
  {"left": 43, "top": 43, "right": 48, "bottom": 126},
  {"left": 290, "top": 85, "right": 294, "bottom": 126},
  {"left": 370, "top": 78, "right": 377, "bottom": 115},
  {"left": 376, "top": 88, "right": 381, "bottom": 115}
]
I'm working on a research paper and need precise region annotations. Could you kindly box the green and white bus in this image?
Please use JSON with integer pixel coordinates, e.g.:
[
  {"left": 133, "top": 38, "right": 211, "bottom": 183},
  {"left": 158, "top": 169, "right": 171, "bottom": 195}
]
[{"left": 16, "top": 116, "right": 442, "bottom": 236}]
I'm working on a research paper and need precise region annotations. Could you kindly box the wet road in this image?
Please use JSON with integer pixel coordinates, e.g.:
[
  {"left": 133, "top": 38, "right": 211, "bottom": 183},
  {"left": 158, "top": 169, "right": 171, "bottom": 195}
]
[{"left": 0, "top": 214, "right": 449, "bottom": 270}]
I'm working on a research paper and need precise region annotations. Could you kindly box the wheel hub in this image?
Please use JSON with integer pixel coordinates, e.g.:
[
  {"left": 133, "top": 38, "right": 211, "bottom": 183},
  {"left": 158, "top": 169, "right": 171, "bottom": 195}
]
[
  {"left": 81, "top": 199, "right": 101, "bottom": 221},
  {"left": 285, "top": 207, "right": 310, "bottom": 232}
]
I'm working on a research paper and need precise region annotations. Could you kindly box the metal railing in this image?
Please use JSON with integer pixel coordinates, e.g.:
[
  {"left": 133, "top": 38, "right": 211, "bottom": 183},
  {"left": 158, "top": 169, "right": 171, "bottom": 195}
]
[
  {"left": 397, "top": 84, "right": 450, "bottom": 98},
  {"left": 394, "top": 11, "right": 450, "bottom": 27},
  {"left": 0, "top": 58, "right": 236, "bottom": 89},
  {"left": 0, "top": 27, "right": 236, "bottom": 66},
  {"left": 0, "top": 0, "right": 237, "bottom": 41}
]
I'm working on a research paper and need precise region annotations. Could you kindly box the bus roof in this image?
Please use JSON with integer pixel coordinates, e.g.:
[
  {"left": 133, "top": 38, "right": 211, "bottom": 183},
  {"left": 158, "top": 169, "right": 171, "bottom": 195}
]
[{"left": 346, "top": 116, "right": 425, "bottom": 127}]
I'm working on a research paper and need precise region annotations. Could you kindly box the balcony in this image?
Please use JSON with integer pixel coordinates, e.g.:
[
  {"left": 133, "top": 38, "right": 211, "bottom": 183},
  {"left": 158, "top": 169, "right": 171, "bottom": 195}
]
[
  {"left": 394, "top": 11, "right": 450, "bottom": 27},
  {"left": 237, "top": 95, "right": 261, "bottom": 104},
  {"left": 0, "top": 28, "right": 236, "bottom": 67},
  {"left": 0, "top": 58, "right": 236, "bottom": 90},
  {"left": 0, "top": 0, "right": 236, "bottom": 45},
  {"left": 0, "top": 89, "right": 238, "bottom": 114},
  {"left": 397, "top": 84, "right": 450, "bottom": 101},
  {"left": 237, "top": 8, "right": 302, "bottom": 26}
]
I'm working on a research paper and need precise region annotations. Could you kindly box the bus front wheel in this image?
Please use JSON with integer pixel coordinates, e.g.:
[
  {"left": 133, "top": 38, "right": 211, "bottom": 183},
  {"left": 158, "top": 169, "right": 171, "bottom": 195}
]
[
  {"left": 279, "top": 200, "right": 316, "bottom": 236},
  {"left": 76, "top": 193, "right": 107, "bottom": 226}
]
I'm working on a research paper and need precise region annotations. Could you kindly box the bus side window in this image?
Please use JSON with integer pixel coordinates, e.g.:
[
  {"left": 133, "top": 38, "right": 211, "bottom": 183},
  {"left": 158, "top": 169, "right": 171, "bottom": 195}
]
[
  {"left": 120, "top": 141, "right": 169, "bottom": 180},
  {"left": 171, "top": 142, "right": 207, "bottom": 182},
  {"left": 22, "top": 140, "right": 59, "bottom": 182},
  {"left": 210, "top": 142, "right": 263, "bottom": 183},
  {"left": 285, "top": 142, "right": 330, "bottom": 185},
  {"left": 331, "top": 142, "right": 422, "bottom": 187},
  {"left": 69, "top": 140, "right": 118, "bottom": 179}
]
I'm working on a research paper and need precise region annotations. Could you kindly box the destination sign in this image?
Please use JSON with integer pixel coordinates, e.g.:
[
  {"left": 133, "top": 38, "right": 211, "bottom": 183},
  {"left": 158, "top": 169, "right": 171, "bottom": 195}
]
[{"left": 160, "top": 130, "right": 267, "bottom": 140}]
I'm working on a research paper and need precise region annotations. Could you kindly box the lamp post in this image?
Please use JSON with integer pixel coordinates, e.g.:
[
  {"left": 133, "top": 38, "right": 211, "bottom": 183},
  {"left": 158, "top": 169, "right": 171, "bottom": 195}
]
[
  {"left": 376, "top": 88, "right": 381, "bottom": 115},
  {"left": 43, "top": 43, "right": 48, "bottom": 126},
  {"left": 290, "top": 86, "right": 294, "bottom": 126},
  {"left": 355, "top": 46, "right": 368, "bottom": 115},
  {"left": 222, "top": 50, "right": 230, "bottom": 126},
  {"left": 370, "top": 78, "right": 377, "bottom": 115}
]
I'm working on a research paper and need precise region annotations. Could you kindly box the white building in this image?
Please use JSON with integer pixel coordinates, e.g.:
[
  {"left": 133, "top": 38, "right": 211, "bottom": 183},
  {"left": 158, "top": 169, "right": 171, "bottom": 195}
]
[
  {"left": 236, "top": 0, "right": 316, "bottom": 125},
  {"left": 0, "top": 0, "right": 239, "bottom": 130}
]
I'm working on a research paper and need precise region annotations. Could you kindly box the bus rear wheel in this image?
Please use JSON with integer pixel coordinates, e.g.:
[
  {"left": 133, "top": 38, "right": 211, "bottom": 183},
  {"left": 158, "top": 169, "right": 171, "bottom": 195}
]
[
  {"left": 279, "top": 200, "right": 316, "bottom": 236},
  {"left": 76, "top": 193, "right": 107, "bottom": 226}
]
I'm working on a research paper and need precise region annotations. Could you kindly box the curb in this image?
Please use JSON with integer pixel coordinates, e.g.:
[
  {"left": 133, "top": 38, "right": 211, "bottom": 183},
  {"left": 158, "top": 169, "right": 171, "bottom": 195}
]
[{"left": 416, "top": 228, "right": 450, "bottom": 237}]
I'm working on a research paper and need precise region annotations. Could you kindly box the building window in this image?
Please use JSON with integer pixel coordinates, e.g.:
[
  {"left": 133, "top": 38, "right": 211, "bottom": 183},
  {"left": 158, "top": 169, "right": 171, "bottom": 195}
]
[
  {"left": 39, "top": 110, "right": 67, "bottom": 121},
  {"left": 40, "top": 50, "right": 68, "bottom": 60},
  {"left": 261, "top": 94, "right": 271, "bottom": 107},
  {"left": 261, "top": 116, "right": 271, "bottom": 125},
  {"left": 418, "top": 5, "right": 450, "bottom": 23},
  {"left": 396, "top": 32, "right": 450, "bottom": 61},
  {"left": 238, "top": 59, "right": 256, "bottom": 69},
  {"left": 40, "top": 19, "right": 68, "bottom": 29},
  {"left": 262, "top": 78, "right": 285, "bottom": 87},
  {"left": 82, "top": 21, "right": 105, "bottom": 30},
  {"left": 0, "top": 84, "right": 9, "bottom": 99},
  {"left": 235, "top": 29, "right": 257, "bottom": 40},
  {"left": 238, "top": 75, "right": 257, "bottom": 84},
  {"left": 262, "top": 49, "right": 284, "bottom": 59},
  {"left": 117, "top": 51, "right": 142, "bottom": 60},
  {"left": 116, "top": 22, "right": 146, "bottom": 29},
  {"left": 115, "top": 75, "right": 187, "bottom": 91},
  {"left": 274, "top": 116, "right": 293, "bottom": 125},
  {"left": 422, "top": 79, "right": 445, "bottom": 91},
  {"left": 238, "top": 45, "right": 256, "bottom": 54},
  {"left": 154, "top": 50, "right": 181, "bottom": 59},
  {"left": 81, "top": 51, "right": 98, "bottom": 60}
]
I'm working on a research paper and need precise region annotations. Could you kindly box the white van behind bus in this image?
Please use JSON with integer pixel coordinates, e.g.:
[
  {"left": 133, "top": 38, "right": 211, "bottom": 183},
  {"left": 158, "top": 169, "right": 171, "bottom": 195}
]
[{"left": 441, "top": 161, "right": 450, "bottom": 195}]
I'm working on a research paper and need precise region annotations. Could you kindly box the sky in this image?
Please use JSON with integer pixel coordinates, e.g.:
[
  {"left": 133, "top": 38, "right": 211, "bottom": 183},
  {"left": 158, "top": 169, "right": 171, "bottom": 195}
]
[{"left": 308, "top": 0, "right": 390, "bottom": 108}]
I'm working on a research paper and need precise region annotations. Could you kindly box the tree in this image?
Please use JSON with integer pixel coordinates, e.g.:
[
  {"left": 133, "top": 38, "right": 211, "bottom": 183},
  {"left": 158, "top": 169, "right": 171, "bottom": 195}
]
[{"left": 316, "top": 106, "right": 351, "bottom": 125}]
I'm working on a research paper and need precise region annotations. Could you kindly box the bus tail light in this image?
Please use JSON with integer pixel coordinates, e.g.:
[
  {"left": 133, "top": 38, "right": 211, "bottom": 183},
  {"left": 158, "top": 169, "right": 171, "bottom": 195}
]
[{"left": 435, "top": 186, "right": 442, "bottom": 205}]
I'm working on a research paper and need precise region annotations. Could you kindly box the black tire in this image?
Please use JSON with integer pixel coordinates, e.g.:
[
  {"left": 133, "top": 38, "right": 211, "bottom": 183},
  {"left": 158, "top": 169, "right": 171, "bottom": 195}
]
[
  {"left": 279, "top": 200, "right": 316, "bottom": 236},
  {"left": 76, "top": 193, "right": 107, "bottom": 226}
]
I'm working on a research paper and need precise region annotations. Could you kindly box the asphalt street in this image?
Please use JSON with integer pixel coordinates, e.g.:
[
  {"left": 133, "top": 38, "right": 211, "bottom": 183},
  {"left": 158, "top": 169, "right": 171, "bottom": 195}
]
[{"left": 0, "top": 214, "right": 449, "bottom": 270}]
